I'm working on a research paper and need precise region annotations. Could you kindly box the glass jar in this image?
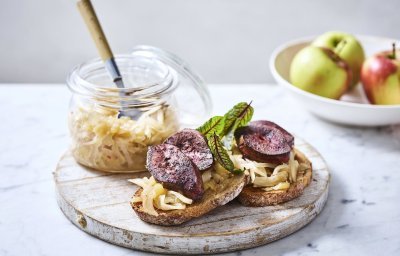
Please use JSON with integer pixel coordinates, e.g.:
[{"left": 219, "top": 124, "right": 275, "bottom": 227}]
[{"left": 66, "top": 46, "right": 211, "bottom": 173}]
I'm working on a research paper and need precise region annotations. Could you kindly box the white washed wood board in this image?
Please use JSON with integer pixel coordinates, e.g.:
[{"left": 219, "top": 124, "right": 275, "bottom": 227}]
[{"left": 54, "top": 137, "right": 330, "bottom": 254}]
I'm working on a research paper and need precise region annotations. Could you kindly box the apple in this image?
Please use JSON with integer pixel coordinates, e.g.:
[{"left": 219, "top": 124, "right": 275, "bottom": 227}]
[
  {"left": 290, "top": 46, "right": 352, "bottom": 99},
  {"left": 361, "top": 44, "right": 400, "bottom": 105},
  {"left": 312, "top": 31, "right": 365, "bottom": 89}
]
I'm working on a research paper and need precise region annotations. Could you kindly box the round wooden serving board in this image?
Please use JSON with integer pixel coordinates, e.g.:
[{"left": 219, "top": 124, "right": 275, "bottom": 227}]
[{"left": 54, "top": 137, "right": 330, "bottom": 254}]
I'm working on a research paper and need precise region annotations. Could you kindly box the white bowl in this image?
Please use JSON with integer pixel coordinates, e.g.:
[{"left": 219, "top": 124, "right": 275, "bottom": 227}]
[{"left": 270, "top": 35, "right": 400, "bottom": 126}]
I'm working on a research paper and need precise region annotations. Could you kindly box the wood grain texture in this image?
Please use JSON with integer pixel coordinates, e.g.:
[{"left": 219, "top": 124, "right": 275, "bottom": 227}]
[{"left": 54, "top": 137, "right": 330, "bottom": 254}]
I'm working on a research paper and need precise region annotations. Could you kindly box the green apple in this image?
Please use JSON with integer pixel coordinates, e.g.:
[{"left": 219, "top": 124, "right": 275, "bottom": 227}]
[
  {"left": 290, "top": 46, "right": 352, "bottom": 99},
  {"left": 312, "top": 31, "right": 365, "bottom": 89}
]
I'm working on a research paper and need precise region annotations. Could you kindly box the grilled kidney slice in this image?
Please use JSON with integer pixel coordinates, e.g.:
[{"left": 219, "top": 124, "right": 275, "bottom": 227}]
[
  {"left": 235, "top": 121, "right": 293, "bottom": 164},
  {"left": 165, "top": 128, "right": 213, "bottom": 171},
  {"left": 146, "top": 144, "right": 204, "bottom": 201}
]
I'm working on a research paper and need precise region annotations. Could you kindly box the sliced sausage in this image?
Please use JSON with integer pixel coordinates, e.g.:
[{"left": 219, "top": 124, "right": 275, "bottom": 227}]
[
  {"left": 249, "top": 120, "right": 294, "bottom": 147},
  {"left": 146, "top": 144, "right": 204, "bottom": 201},
  {"left": 164, "top": 128, "right": 213, "bottom": 171},
  {"left": 234, "top": 121, "right": 293, "bottom": 164}
]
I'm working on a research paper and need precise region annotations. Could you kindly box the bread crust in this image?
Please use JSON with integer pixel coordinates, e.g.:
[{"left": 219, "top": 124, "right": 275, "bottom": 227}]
[
  {"left": 131, "top": 173, "right": 247, "bottom": 226},
  {"left": 238, "top": 148, "right": 312, "bottom": 207}
]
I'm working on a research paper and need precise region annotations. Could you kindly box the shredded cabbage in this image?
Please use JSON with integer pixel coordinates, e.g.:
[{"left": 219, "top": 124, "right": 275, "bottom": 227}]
[
  {"left": 202, "top": 163, "right": 232, "bottom": 191},
  {"left": 229, "top": 149, "right": 299, "bottom": 191},
  {"left": 128, "top": 176, "right": 193, "bottom": 216},
  {"left": 202, "top": 169, "right": 212, "bottom": 183},
  {"left": 69, "top": 105, "right": 179, "bottom": 172},
  {"left": 263, "top": 181, "right": 290, "bottom": 191},
  {"left": 129, "top": 166, "right": 233, "bottom": 216}
]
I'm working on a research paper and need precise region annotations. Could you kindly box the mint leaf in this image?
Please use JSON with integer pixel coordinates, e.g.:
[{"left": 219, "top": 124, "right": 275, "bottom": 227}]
[
  {"left": 208, "top": 133, "right": 243, "bottom": 173},
  {"left": 196, "top": 116, "right": 224, "bottom": 137}
]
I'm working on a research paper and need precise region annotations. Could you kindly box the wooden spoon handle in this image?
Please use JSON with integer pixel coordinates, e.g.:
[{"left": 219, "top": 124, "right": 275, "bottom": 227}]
[{"left": 77, "top": 0, "right": 113, "bottom": 61}]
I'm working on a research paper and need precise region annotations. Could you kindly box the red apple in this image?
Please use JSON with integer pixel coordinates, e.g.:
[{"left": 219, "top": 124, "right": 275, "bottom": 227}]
[{"left": 361, "top": 44, "right": 400, "bottom": 105}]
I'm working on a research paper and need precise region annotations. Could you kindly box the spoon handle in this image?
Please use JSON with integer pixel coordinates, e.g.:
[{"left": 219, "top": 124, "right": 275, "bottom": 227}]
[
  {"left": 76, "top": 0, "right": 135, "bottom": 118},
  {"left": 77, "top": 0, "right": 113, "bottom": 62}
]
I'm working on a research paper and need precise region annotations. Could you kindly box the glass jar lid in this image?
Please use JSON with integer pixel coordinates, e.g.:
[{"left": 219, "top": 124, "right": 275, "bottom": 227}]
[{"left": 131, "top": 45, "right": 212, "bottom": 127}]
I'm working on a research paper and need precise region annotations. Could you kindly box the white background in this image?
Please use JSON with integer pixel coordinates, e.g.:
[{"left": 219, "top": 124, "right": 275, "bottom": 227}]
[{"left": 1, "top": 0, "right": 399, "bottom": 83}]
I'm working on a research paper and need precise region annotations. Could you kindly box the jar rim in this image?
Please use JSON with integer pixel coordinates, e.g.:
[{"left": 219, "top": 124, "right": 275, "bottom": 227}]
[{"left": 66, "top": 54, "right": 177, "bottom": 104}]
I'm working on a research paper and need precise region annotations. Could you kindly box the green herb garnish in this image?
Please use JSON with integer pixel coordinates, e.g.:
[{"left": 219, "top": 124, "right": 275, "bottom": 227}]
[
  {"left": 207, "top": 133, "right": 241, "bottom": 174},
  {"left": 197, "top": 101, "right": 254, "bottom": 173},
  {"left": 221, "top": 101, "right": 254, "bottom": 136},
  {"left": 196, "top": 116, "right": 224, "bottom": 137}
]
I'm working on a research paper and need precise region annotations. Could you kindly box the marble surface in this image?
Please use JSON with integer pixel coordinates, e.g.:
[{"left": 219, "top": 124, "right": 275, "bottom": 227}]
[{"left": 1, "top": 84, "right": 399, "bottom": 256}]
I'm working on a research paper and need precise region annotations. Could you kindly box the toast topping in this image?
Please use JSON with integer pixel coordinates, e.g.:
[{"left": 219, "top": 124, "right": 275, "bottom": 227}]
[
  {"left": 230, "top": 149, "right": 300, "bottom": 192},
  {"left": 230, "top": 120, "right": 298, "bottom": 191},
  {"left": 234, "top": 120, "right": 293, "bottom": 164},
  {"left": 248, "top": 120, "right": 294, "bottom": 147},
  {"left": 129, "top": 163, "right": 235, "bottom": 217},
  {"left": 165, "top": 128, "right": 213, "bottom": 171},
  {"left": 129, "top": 163, "right": 234, "bottom": 217},
  {"left": 146, "top": 144, "right": 204, "bottom": 201},
  {"left": 202, "top": 163, "right": 233, "bottom": 191},
  {"left": 129, "top": 176, "right": 193, "bottom": 216}
]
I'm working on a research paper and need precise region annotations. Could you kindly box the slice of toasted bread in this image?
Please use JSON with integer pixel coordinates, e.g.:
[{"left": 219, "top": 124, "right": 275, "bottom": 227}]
[
  {"left": 238, "top": 148, "right": 312, "bottom": 207},
  {"left": 131, "top": 173, "right": 247, "bottom": 226}
]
